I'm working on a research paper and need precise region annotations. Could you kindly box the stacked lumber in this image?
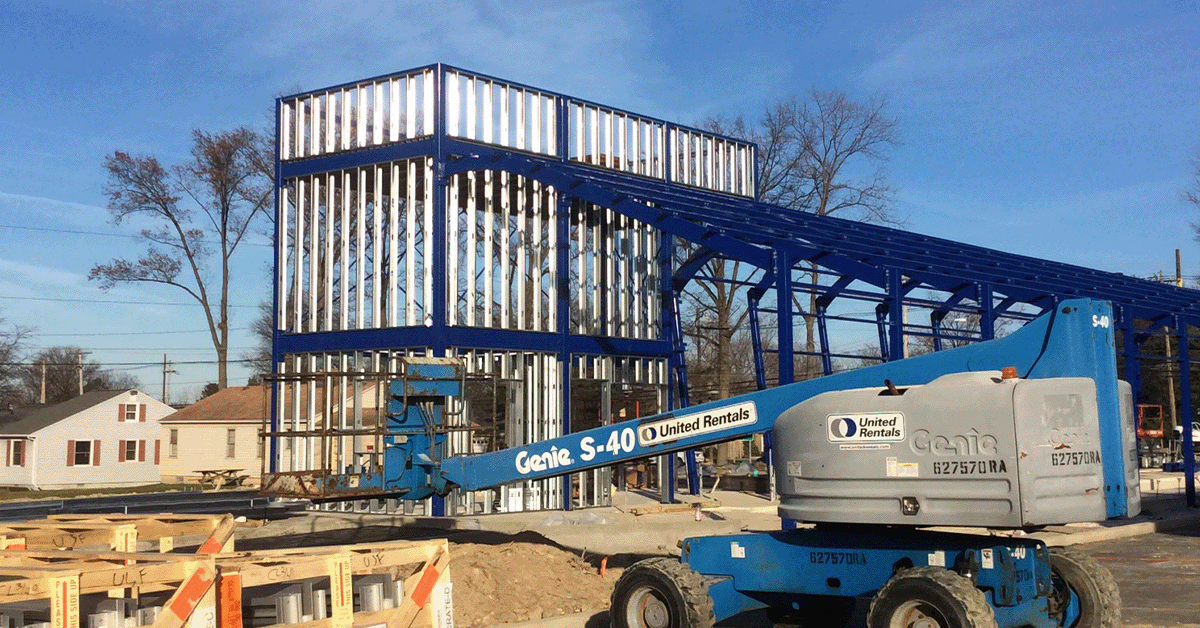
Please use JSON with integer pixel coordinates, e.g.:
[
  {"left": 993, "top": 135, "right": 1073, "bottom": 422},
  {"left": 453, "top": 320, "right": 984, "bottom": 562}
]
[{"left": 0, "top": 514, "right": 451, "bottom": 628}]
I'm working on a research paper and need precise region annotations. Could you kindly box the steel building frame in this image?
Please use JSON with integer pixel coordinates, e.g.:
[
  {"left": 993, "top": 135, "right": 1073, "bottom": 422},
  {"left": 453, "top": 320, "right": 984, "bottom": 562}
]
[{"left": 273, "top": 63, "right": 1198, "bottom": 512}]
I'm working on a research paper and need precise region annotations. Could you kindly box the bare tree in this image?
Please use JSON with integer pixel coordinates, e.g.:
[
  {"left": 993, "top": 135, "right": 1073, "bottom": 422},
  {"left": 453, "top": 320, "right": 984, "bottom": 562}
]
[
  {"left": 243, "top": 302, "right": 273, "bottom": 378},
  {"left": 685, "top": 90, "right": 900, "bottom": 396},
  {"left": 91, "top": 128, "right": 272, "bottom": 389},
  {"left": 18, "top": 346, "right": 141, "bottom": 405},
  {"left": 1188, "top": 152, "right": 1200, "bottom": 241},
  {"left": 0, "top": 317, "right": 31, "bottom": 405}
]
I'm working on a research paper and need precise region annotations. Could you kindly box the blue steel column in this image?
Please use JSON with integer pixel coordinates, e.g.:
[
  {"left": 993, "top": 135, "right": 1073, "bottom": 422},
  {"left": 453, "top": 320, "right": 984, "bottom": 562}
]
[
  {"left": 776, "top": 251, "right": 795, "bottom": 384},
  {"left": 1119, "top": 307, "right": 1143, "bottom": 409},
  {"left": 1178, "top": 319, "right": 1197, "bottom": 507},
  {"left": 887, "top": 269, "right": 905, "bottom": 361},
  {"left": 1119, "top": 307, "right": 1144, "bottom": 473},
  {"left": 430, "top": 65, "right": 449, "bottom": 517},
  {"left": 659, "top": 232, "right": 695, "bottom": 497},
  {"left": 775, "top": 249, "right": 795, "bottom": 528},
  {"left": 556, "top": 97, "right": 574, "bottom": 511},
  {"left": 978, "top": 284, "right": 996, "bottom": 341},
  {"left": 816, "top": 299, "right": 833, "bottom": 375}
]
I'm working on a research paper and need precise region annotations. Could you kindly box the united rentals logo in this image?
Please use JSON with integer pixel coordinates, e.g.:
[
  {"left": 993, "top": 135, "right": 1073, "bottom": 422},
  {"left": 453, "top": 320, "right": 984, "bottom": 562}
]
[
  {"left": 827, "top": 413, "right": 905, "bottom": 442},
  {"left": 638, "top": 402, "right": 757, "bottom": 447}
]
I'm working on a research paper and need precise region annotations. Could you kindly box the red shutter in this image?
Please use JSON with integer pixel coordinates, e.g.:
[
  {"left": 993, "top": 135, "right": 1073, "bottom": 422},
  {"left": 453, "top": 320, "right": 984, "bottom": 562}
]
[
  {"left": 154, "top": 440, "right": 161, "bottom": 465},
  {"left": 67, "top": 440, "right": 75, "bottom": 467},
  {"left": 118, "top": 440, "right": 126, "bottom": 462},
  {"left": 117, "top": 404, "right": 124, "bottom": 421},
  {"left": 138, "top": 440, "right": 146, "bottom": 462},
  {"left": 93, "top": 440, "right": 100, "bottom": 466},
  {"left": 19, "top": 442, "right": 25, "bottom": 467},
  {"left": 140, "top": 404, "right": 146, "bottom": 422},
  {"left": 5, "top": 441, "right": 10, "bottom": 467}
]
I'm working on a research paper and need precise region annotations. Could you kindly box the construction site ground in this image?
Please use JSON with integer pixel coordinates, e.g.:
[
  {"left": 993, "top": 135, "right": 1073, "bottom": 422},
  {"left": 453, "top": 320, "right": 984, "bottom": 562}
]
[{"left": 231, "top": 470, "right": 1200, "bottom": 628}]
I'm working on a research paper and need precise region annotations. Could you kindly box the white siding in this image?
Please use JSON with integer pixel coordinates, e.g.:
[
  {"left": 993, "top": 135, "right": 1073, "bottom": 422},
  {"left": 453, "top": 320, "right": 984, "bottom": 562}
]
[
  {"left": 0, "top": 438, "right": 33, "bottom": 486},
  {"left": 158, "top": 422, "right": 262, "bottom": 484},
  {"left": 27, "top": 391, "right": 173, "bottom": 489}
]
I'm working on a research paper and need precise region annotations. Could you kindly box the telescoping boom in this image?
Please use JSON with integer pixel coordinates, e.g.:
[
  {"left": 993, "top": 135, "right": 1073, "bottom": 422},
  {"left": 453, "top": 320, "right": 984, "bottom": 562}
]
[{"left": 262, "top": 298, "right": 1137, "bottom": 523}]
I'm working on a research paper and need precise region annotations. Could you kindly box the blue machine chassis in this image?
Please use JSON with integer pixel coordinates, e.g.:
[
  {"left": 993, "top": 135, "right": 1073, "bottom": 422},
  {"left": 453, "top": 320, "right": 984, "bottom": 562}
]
[{"left": 684, "top": 529, "right": 1074, "bottom": 628}]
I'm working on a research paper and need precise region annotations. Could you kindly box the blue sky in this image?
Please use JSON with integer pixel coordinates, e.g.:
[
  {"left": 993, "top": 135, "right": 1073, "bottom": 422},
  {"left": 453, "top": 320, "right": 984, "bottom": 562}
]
[{"left": 1, "top": 0, "right": 1197, "bottom": 401}]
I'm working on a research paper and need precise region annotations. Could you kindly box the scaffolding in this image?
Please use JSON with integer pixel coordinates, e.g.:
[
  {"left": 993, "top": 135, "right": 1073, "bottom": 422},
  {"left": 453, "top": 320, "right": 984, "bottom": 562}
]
[{"left": 272, "top": 64, "right": 1200, "bottom": 512}]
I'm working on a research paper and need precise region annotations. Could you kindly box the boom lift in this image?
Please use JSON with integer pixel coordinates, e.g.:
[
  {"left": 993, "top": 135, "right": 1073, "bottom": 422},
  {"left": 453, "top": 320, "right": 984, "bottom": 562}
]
[{"left": 263, "top": 299, "right": 1140, "bottom": 628}]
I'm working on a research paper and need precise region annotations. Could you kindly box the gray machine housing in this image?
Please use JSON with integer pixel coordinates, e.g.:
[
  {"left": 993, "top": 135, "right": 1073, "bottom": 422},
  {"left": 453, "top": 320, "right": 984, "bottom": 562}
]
[{"left": 772, "top": 371, "right": 1137, "bottom": 528}]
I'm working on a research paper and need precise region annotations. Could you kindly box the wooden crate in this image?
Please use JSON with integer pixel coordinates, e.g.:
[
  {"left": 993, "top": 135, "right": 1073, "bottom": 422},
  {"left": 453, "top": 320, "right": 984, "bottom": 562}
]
[
  {"left": 0, "top": 514, "right": 244, "bottom": 552},
  {"left": 0, "top": 515, "right": 450, "bottom": 628}
]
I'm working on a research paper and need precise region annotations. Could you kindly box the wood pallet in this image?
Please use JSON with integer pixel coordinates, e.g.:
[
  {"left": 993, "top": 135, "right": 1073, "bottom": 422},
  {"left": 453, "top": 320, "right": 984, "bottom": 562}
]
[
  {"left": 0, "top": 514, "right": 451, "bottom": 628},
  {"left": 0, "top": 514, "right": 247, "bottom": 552},
  {"left": 617, "top": 498, "right": 721, "bottom": 516}
]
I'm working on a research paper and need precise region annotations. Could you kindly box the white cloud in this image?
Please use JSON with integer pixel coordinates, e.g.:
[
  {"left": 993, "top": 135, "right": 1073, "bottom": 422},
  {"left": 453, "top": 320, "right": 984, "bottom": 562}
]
[
  {"left": 0, "top": 258, "right": 85, "bottom": 289},
  {"left": 171, "top": 0, "right": 659, "bottom": 112},
  {"left": 859, "top": 2, "right": 1032, "bottom": 89},
  {"left": 0, "top": 191, "right": 109, "bottom": 227}
]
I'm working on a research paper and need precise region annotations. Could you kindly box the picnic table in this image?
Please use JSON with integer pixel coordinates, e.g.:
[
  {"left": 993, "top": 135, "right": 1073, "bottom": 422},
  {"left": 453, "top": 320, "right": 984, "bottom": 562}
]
[{"left": 195, "top": 468, "right": 249, "bottom": 490}]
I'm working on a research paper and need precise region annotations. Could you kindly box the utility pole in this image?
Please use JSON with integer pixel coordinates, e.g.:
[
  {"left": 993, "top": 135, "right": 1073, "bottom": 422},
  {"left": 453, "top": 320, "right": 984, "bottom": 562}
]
[
  {"left": 39, "top": 361, "right": 46, "bottom": 404},
  {"left": 76, "top": 350, "right": 84, "bottom": 396},
  {"left": 1177, "top": 249, "right": 1183, "bottom": 288},
  {"left": 1161, "top": 255, "right": 1183, "bottom": 435},
  {"left": 161, "top": 354, "right": 176, "bottom": 405}
]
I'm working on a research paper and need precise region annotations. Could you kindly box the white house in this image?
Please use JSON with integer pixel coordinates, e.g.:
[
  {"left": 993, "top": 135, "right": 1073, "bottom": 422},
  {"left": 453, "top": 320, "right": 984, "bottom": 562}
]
[
  {"left": 159, "top": 385, "right": 268, "bottom": 484},
  {"left": 0, "top": 390, "right": 174, "bottom": 489}
]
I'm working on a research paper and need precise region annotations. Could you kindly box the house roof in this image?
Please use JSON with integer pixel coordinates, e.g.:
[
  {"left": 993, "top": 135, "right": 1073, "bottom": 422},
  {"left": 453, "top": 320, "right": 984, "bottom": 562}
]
[
  {"left": 0, "top": 390, "right": 130, "bottom": 436},
  {"left": 162, "top": 386, "right": 268, "bottom": 424}
]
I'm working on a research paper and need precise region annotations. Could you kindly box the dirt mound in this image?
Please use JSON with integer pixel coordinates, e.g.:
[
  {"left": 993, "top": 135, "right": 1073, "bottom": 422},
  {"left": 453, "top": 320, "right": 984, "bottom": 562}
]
[{"left": 450, "top": 541, "right": 616, "bottom": 627}]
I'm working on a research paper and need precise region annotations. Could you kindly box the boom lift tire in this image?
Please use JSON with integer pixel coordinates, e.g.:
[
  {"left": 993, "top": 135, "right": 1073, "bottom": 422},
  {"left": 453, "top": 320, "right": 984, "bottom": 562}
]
[
  {"left": 867, "top": 567, "right": 998, "bottom": 628},
  {"left": 611, "top": 557, "right": 715, "bottom": 628},
  {"left": 1047, "top": 547, "right": 1121, "bottom": 628}
]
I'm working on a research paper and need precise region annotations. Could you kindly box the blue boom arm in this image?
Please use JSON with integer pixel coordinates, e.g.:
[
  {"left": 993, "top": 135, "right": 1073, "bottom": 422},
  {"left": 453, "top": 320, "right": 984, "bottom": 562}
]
[
  {"left": 436, "top": 299, "right": 1130, "bottom": 518},
  {"left": 260, "top": 299, "right": 1131, "bottom": 519}
]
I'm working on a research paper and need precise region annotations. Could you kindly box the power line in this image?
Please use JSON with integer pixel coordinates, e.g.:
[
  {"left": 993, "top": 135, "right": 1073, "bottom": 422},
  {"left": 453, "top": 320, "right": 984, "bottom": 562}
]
[
  {"left": 0, "top": 295, "right": 259, "bottom": 308},
  {"left": 0, "top": 359, "right": 257, "bottom": 367},
  {"left": 40, "top": 347, "right": 257, "bottom": 353},
  {"left": 31, "top": 327, "right": 249, "bottom": 337},
  {"left": 0, "top": 223, "right": 272, "bottom": 248}
]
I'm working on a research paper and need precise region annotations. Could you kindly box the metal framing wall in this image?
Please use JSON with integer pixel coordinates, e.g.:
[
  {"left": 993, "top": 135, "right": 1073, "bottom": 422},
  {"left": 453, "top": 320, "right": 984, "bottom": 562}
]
[
  {"left": 272, "top": 65, "right": 747, "bottom": 513},
  {"left": 274, "top": 63, "right": 1199, "bottom": 512}
]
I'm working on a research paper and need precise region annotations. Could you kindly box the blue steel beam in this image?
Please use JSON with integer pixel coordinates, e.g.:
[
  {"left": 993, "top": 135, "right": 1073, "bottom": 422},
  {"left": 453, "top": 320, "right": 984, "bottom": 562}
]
[
  {"left": 558, "top": 168, "right": 1200, "bottom": 317},
  {"left": 275, "top": 327, "right": 671, "bottom": 358},
  {"left": 439, "top": 144, "right": 1200, "bottom": 324}
]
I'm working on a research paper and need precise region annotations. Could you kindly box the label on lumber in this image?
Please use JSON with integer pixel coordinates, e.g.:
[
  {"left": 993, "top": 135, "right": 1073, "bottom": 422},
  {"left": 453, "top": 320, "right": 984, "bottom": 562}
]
[
  {"left": 49, "top": 574, "right": 80, "bottom": 628},
  {"left": 169, "top": 565, "right": 215, "bottom": 622},
  {"left": 160, "top": 536, "right": 175, "bottom": 553},
  {"left": 219, "top": 573, "right": 243, "bottom": 628},
  {"left": 113, "top": 525, "right": 138, "bottom": 552},
  {"left": 432, "top": 582, "right": 454, "bottom": 628},
  {"left": 330, "top": 554, "right": 354, "bottom": 628}
]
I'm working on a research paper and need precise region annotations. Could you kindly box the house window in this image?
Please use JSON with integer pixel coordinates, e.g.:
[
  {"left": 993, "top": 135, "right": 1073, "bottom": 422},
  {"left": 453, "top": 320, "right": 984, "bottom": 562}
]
[
  {"left": 74, "top": 440, "right": 92, "bottom": 466},
  {"left": 257, "top": 430, "right": 264, "bottom": 459},
  {"left": 124, "top": 404, "right": 137, "bottom": 422},
  {"left": 169, "top": 429, "right": 178, "bottom": 458},
  {"left": 124, "top": 440, "right": 138, "bottom": 462},
  {"left": 226, "top": 429, "right": 236, "bottom": 458},
  {"left": 10, "top": 441, "right": 23, "bottom": 467}
]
